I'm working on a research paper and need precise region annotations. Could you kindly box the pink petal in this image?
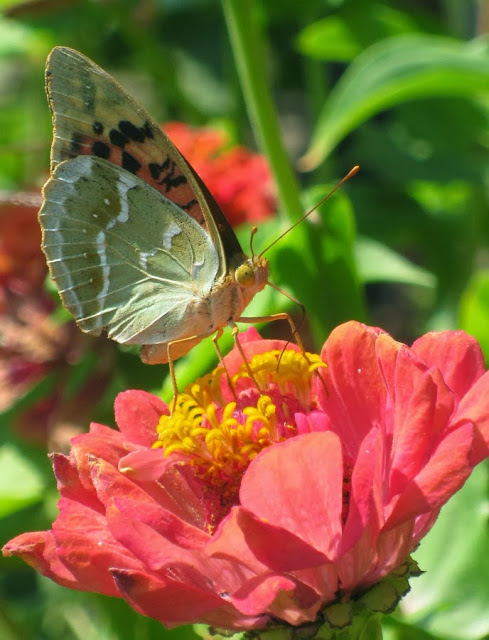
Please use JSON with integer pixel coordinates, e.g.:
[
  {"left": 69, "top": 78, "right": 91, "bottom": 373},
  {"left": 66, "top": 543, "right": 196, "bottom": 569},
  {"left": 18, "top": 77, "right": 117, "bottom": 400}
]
[
  {"left": 341, "top": 426, "right": 384, "bottom": 555},
  {"left": 51, "top": 498, "right": 142, "bottom": 596},
  {"left": 412, "top": 330, "right": 485, "bottom": 400},
  {"left": 111, "top": 568, "right": 263, "bottom": 630},
  {"left": 106, "top": 499, "right": 210, "bottom": 569},
  {"left": 91, "top": 453, "right": 207, "bottom": 530},
  {"left": 2, "top": 532, "right": 80, "bottom": 590},
  {"left": 118, "top": 448, "right": 177, "bottom": 481},
  {"left": 319, "top": 322, "right": 388, "bottom": 456},
  {"left": 240, "top": 431, "right": 343, "bottom": 559},
  {"left": 388, "top": 369, "right": 442, "bottom": 497},
  {"left": 52, "top": 452, "right": 103, "bottom": 512},
  {"left": 222, "top": 508, "right": 330, "bottom": 571},
  {"left": 206, "top": 507, "right": 270, "bottom": 574},
  {"left": 385, "top": 421, "right": 474, "bottom": 528},
  {"left": 114, "top": 390, "right": 167, "bottom": 445},
  {"left": 295, "top": 411, "right": 333, "bottom": 435},
  {"left": 451, "top": 370, "right": 489, "bottom": 465},
  {"left": 69, "top": 425, "right": 130, "bottom": 491},
  {"left": 229, "top": 572, "right": 320, "bottom": 625}
]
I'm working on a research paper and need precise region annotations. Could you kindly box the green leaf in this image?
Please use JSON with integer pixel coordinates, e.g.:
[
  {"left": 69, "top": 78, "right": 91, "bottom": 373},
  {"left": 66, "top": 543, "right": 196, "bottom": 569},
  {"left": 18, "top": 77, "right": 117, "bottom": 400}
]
[
  {"left": 0, "top": 16, "right": 43, "bottom": 55},
  {"left": 296, "top": 5, "right": 423, "bottom": 62},
  {"left": 296, "top": 16, "right": 361, "bottom": 62},
  {"left": 0, "top": 444, "right": 45, "bottom": 518},
  {"left": 356, "top": 236, "right": 436, "bottom": 287},
  {"left": 459, "top": 270, "right": 489, "bottom": 362},
  {"left": 401, "top": 463, "right": 489, "bottom": 639},
  {"left": 301, "top": 34, "right": 489, "bottom": 169}
]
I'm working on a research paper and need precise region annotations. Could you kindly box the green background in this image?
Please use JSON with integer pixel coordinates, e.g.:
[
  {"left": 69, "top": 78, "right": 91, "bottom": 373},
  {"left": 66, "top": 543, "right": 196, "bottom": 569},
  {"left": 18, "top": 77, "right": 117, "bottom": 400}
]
[{"left": 1, "top": 1, "right": 489, "bottom": 638}]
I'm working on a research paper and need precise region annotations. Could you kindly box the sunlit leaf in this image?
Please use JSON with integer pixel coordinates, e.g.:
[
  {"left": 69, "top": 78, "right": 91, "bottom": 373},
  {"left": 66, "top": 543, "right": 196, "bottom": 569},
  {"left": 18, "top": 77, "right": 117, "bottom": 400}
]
[
  {"left": 356, "top": 236, "right": 436, "bottom": 287},
  {"left": 459, "top": 270, "right": 489, "bottom": 362},
  {"left": 301, "top": 34, "right": 489, "bottom": 169},
  {"left": 0, "top": 444, "right": 45, "bottom": 517},
  {"left": 296, "top": 15, "right": 361, "bottom": 62},
  {"left": 296, "top": 4, "right": 423, "bottom": 62},
  {"left": 401, "top": 463, "right": 489, "bottom": 639}
]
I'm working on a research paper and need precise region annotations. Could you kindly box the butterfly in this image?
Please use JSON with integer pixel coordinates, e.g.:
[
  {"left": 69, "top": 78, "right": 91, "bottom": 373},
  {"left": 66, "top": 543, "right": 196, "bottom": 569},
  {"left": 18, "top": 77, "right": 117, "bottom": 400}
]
[{"left": 39, "top": 47, "right": 291, "bottom": 394}]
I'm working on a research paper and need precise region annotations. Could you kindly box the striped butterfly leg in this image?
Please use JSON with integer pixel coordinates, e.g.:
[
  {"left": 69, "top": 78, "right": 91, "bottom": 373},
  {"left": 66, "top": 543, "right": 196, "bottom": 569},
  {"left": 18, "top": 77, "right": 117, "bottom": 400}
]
[
  {"left": 163, "top": 328, "right": 241, "bottom": 413},
  {"left": 259, "top": 281, "right": 328, "bottom": 395},
  {"left": 211, "top": 329, "right": 238, "bottom": 402},
  {"left": 235, "top": 312, "right": 305, "bottom": 350},
  {"left": 163, "top": 333, "right": 211, "bottom": 413},
  {"left": 227, "top": 321, "right": 265, "bottom": 394}
]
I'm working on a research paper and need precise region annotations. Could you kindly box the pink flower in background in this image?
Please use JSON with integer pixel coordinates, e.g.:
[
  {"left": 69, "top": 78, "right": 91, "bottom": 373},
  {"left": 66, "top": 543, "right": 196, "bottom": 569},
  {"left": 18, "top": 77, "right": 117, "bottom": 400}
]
[
  {"left": 164, "top": 122, "right": 276, "bottom": 226},
  {"left": 4, "top": 322, "right": 489, "bottom": 630}
]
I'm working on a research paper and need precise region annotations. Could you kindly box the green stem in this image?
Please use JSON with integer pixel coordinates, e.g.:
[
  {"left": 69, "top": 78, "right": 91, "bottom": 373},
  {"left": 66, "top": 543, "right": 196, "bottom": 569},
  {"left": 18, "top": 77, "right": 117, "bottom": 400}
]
[{"left": 222, "top": 0, "right": 303, "bottom": 225}]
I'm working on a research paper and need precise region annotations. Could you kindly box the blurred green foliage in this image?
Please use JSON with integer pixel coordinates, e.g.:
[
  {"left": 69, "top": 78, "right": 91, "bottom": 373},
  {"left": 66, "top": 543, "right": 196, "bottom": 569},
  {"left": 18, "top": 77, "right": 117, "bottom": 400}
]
[{"left": 1, "top": 1, "right": 489, "bottom": 639}]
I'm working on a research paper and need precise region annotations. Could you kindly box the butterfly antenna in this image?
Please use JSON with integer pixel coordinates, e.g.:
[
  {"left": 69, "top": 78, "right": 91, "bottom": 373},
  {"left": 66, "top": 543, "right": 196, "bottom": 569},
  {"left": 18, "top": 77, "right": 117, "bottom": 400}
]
[
  {"left": 259, "top": 165, "right": 359, "bottom": 257},
  {"left": 250, "top": 226, "right": 258, "bottom": 258}
]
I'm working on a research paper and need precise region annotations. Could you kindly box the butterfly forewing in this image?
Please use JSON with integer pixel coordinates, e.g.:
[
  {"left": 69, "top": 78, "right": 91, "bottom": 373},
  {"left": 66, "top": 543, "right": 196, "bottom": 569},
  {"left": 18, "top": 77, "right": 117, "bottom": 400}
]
[
  {"left": 45, "top": 46, "right": 242, "bottom": 281},
  {"left": 40, "top": 155, "right": 219, "bottom": 345}
]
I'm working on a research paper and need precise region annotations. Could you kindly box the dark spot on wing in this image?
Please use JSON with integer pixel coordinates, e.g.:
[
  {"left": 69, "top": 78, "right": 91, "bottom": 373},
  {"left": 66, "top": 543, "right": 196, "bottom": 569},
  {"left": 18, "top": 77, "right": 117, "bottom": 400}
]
[
  {"left": 92, "top": 141, "right": 111, "bottom": 159},
  {"left": 182, "top": 199, "right": 198, "bottom": 211},
  {"left": 160, "top": 171, "right": 187, "bottom": 192},
  {"left": 142, "top": 120, "right": 154, "bottom": 139},
  {"left": 70, "top": 132, "right": 83, "bottom": 154},
  {"left": 151, "top": 158, "right": 188, "bottom": 192},
  {"left": 92, "top": 121, "right": 104, "bottom": 135},
  {"left": 149, "top": 162, "right": 161, "bottom": 180},
  {"left": 109, "top": 128, "right": 129, "bottom": 148},
  {"left": 119, "top": 120, "right": 145, "bottom": 142},
  {"left": 122, "top": 151, "right": 141, "bottom": 174}
]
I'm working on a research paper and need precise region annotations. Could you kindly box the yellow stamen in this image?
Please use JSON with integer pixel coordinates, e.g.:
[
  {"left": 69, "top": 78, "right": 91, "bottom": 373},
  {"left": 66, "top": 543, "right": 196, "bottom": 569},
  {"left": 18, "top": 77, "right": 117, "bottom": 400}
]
[{"left": 154, "top": 349, "right": 326, "bottom": 491}]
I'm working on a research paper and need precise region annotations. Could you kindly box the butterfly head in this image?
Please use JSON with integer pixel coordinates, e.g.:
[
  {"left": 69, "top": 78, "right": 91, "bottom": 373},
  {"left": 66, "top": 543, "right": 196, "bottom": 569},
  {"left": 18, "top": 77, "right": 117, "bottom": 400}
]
[{"left": 234, "top": 255, "right": 269, "bottom": 302}]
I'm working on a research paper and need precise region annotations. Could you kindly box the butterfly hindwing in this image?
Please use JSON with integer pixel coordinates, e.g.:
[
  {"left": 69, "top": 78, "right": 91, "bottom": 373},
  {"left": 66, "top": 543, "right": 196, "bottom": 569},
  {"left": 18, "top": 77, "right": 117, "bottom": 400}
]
[{"left": 40, "top": 155, "right": 219, "bottom": 345}]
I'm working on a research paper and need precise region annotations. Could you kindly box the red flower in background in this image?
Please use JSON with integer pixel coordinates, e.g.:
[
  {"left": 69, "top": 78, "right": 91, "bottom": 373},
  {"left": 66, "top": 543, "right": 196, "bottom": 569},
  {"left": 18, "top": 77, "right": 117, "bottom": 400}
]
[
  {"left": 0, "top": 192, "right": 44, "bottom": 296},
  {"left": 164, "top": 122, "right": 276, "bottom": 226},
  {"left": 0, "top": 195, "right": 113, "bottom": 445},
  {"left": 4, "top": 322, "right": 489, "bottom": 631}
]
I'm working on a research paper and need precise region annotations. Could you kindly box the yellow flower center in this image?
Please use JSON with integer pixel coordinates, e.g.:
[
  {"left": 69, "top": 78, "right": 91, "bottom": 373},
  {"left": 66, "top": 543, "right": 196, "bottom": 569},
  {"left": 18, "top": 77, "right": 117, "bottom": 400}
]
[{"left": 154, "top": 349, "right": 326, "bottom": 497}]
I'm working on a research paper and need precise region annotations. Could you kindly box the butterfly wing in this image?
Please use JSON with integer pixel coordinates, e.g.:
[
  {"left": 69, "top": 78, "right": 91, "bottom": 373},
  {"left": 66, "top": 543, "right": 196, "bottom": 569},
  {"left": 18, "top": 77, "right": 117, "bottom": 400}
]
[
  {"left": 45, "top": 46, "right": 244, "bottom": 281},
  {"left": 40, "top": 155, "right": 219, "bottom": 345}
]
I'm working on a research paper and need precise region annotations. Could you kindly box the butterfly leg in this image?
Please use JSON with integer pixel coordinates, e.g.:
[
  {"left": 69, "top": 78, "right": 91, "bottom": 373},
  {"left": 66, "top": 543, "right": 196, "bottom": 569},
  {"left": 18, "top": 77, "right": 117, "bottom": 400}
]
[
  {"left": 165, "top": 333, "right": 209, "bottom": 412},
  {"left": 211, "top": 329, "right": 238, "bottom": 401},
  {"left": 256, "top": 286, "right": 328, "bottom": 395},
  {"left": 236, "top": 312, "right": 329, "bottom": 397},
  {"left": 236, "top": 311, "right": 305, "bottom": 352},
  {"left": 228, "top": 321, "right": 264, "bottom": 394}
]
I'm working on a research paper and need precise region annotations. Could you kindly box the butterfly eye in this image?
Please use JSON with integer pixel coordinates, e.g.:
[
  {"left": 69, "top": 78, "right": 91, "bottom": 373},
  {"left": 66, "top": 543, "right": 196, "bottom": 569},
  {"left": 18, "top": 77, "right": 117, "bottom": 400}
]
[{"left": 235, "top": 263, "right": 256, "bottom": 287}]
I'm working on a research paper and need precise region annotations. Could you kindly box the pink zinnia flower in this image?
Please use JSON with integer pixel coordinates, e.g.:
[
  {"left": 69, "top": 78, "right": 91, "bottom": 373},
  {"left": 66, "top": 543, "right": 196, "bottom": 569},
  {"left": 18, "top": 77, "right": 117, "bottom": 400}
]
[{"left": 4, "top": 322, "right": 489, "bottom": 632}]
